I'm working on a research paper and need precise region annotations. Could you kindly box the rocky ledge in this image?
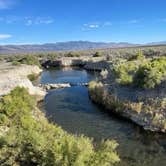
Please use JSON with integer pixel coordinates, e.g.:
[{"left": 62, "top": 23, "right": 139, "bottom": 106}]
[
  {"left": 41, "top": 57, "right": 108, "bottom": 71},
  {"left": 0, "top": 63, "right": 46, "bottom": 98},
  {"left": 39, "top": 83, "right": 71, "bottom": 90},
  {"left": 39, "top": 82, "right": 88, "bottom": 90}
]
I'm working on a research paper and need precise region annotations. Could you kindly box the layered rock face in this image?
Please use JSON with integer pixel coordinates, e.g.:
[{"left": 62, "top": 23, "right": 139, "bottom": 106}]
[
  {"left": 0, "top": 64, "right": 46, "bottom": 97},
  {"left": 41, "top": 57, "right": 108, "bottom": 71}
]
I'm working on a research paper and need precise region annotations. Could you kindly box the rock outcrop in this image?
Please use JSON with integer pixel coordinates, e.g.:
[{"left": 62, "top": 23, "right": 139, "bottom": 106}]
[
  {"left": 41, "top": 57, "right": 107, "bottom": 71},
  {"left": 84, "top": 61, "right": 109, "bottom": 71},
  {"left": 39, "top": 82, "right": 89, "bottom": 90},
  {"left": 39, "top": 83, "right": 71, "bottom": 90},
  {"left": 0, "top": 64, "right": 46, "bottom": 98}
]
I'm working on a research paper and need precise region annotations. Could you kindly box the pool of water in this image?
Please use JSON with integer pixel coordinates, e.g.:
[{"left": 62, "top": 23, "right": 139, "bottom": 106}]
[{"left": 41, "top": 67, "right": 166, "bottom": 166}]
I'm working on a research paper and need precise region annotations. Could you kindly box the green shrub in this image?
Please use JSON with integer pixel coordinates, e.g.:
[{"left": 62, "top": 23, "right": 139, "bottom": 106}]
[
  {"left": 93, "top": 52, "right": 102, "bottom": 57},
  {"left": 0, "top": 87, "right": 120, "bottom": 166},
  {"left": 9, "top": 55, "right": 40, "bottom": 67},
  {"left": 128, "top": 50, "right": 145, "bottom": 61},
  {"left": 27, "top": 73, "right": 38, "bottom": 81},
  {"left": 65, "top": 52, "right": 80, "bottom": 57},
  {"left": 19, "top": 55, "right": 40, "bottom": 66},
  {"left": 12, "top": 60, "right": 21, "bottom": 66},
  {"left": 113, "top": 60, "right": 139, "bottom": 85},
  {"left": 113, "top": 56, "right": 166, "bottom": 89},
  {"left": 134, "top": 57, "right": 166, "bottom": 88}
]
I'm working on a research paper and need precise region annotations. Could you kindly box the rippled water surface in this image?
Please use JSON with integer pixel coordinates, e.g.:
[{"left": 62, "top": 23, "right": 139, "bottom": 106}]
[{"left": 41, "top": 67, "right": 166, "bottom": 166}]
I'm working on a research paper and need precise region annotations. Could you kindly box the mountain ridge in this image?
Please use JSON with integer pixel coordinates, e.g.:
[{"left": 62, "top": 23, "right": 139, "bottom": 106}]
[{"left": 0, "top": 41, "right": 165, "bottom": 54}]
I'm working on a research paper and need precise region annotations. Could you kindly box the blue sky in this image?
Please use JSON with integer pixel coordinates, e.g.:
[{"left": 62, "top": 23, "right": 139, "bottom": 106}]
[{"left": 0, "top": 0, "right": 166, "bottom": 44}]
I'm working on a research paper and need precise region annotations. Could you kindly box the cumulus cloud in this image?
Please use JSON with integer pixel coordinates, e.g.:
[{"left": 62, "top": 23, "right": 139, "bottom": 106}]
[
  {"left": 0, "top": 34, "right": 12, "bottom": 39},
  {"left": 0, "top": 0, "right": 17, "bottom": 9}
]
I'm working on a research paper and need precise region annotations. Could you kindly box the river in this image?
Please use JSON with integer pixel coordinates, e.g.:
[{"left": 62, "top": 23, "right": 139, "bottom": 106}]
[{"left": 40, "top": 67, "right": 166, "bottom": 166}]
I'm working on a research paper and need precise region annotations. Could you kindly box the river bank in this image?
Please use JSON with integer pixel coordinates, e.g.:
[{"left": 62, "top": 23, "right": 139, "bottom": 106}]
[{"left": 88, "top": 80, "right": 166, "bottom": 133}]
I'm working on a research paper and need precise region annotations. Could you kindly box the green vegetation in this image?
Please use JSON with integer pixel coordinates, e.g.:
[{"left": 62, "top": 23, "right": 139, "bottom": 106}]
[
  {"left": 9, "top": 55, "right": 40, "bottom": 67},
  {"left": 27, "top": 73, "right": 39, "bottom": 81},
  {"left": 113, "top": 52, "right": 166, "bottom": 89},
  {"left": 93, "top": 52, "right": 102, "bottom": 57},
  {"left": 65, "top": 52, "right": 80, "bottom": 57},
  {"left": 89, "top": 81, "right": 126, "bottom": 112},
  {"left": 18, "top": 55, "right": 40, "bottom": 66},
  {"left": 128, "top": 50, "right": 145, "bottom": 61},
  {"left": 134, "top": 56, "right": 166, "bottom": 88},
  {"left": 0, "top": 87, "right": 120, "bottom": 166},
  {"left": 12, "top": 60, "right": 21, "bottom": 66},
  {"left": 113, "top": 59, "right": 141, "bottom": 85},
  {"left": 89, "top": 81, "right": 166, "bottom": 131}
]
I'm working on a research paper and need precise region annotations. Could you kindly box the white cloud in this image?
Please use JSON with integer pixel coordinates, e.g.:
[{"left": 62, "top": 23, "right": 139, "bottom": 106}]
[
  {"left": 82, "top": 21, "right": 112, "bottom": 31},
  {"left": 0, "top": 0, "right": 17, "bottom": 9},
  {"left": 35, "top": 17, "right": 54, "bottom": 24},
  {"left": 82, "top": 23, "right": 100, "bottom": 31},
  {"left": 22, "top": 16, "right": 54, "bottom": 26},
  {"left": 88, "top": 24, "right": 99, "bottom": 28},
  {"left": 0, "top": 34, "right": 12, "bottom": 39},
  {"left": 0, "top": 16, "right": 54, "bottom": 25}
]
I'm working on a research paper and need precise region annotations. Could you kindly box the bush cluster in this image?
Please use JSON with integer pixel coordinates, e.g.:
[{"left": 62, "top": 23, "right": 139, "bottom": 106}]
[
  {"left": 113, "top": 54, "right": 166, "bottom": 89},
  {"left": 0, "top": 87, "right": 120, "bottom": 166},
  {"left": 64, "top": 52, "right": 80, "bottom": 57},
  {"left": 10, "top": 55, "right": 40, "bottom": 67},
  {"left": 134, "top": 57, "right": 166, "bottom": 88},
  {"left": 93, "top": 52, "right": 102, "bottom": 57},
  {"left": 113, "top": 59, "right": 140, "bottom": 85}
]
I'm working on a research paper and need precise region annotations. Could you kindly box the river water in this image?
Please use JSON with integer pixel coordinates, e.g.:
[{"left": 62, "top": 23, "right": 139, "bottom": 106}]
[{"left": 40, "top": 67, "right": 166, "bottom": 166}]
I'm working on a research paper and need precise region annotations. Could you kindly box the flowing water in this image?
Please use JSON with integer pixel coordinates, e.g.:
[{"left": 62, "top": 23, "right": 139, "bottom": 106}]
[{"left": 41, "top": 67, "right": 166, "bottom": 166}]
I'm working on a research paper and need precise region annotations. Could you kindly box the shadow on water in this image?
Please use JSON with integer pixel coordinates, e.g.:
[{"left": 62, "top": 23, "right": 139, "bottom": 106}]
[{"left": 41, "top": 67, "right": 166, "bottom": 166}]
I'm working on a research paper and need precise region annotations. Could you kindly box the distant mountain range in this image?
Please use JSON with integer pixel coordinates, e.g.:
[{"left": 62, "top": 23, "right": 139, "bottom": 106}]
[{"left": 0, "top": 41, "right": 166, "bottom": 54}]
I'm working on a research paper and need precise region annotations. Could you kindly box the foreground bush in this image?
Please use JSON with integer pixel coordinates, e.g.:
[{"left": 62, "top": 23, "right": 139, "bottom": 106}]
[{"left": 0, "top": 87, "right": 120, "bottom": 166}]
